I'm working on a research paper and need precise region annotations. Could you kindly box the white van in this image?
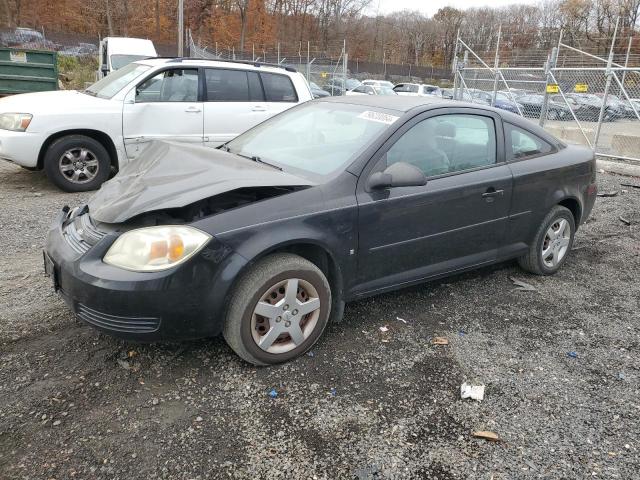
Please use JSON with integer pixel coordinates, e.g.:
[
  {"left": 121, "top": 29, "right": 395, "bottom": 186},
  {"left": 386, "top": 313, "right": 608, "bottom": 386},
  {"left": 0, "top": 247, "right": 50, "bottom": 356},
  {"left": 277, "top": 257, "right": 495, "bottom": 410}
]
[{"left": 98, "top": 37, "right": 157, "bottom": 79}]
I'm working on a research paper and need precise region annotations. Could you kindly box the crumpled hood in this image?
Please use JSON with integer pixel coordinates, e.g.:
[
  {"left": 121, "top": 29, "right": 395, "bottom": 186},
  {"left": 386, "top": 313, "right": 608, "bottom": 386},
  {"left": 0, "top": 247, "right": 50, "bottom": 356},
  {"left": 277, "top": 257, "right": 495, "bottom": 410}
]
[{"left": 88, "top": 141, "right": 315, "bottom": 224}]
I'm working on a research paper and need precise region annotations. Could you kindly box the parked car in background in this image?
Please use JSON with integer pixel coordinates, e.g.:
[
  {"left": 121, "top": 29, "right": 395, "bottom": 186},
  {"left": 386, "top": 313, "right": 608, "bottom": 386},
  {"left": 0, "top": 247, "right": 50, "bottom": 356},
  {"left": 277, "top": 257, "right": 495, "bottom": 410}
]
[
  {"left": 566, "top": 93, "right": 619, "bottom": 122},
  {"left": 44, "top": 96, "right": 597, "bottom": 365},
  {"left": 393, "top": 83, "right": 441, "bottom": 97},
  {"left": 362, "top": 79, "right": 395, "bottom": 89},
  {"left": 595, "top": 94, "right": 637, "bottom": 119},
  {"left": 517, "top": 94, "right": 572, "bottom": 120},
  {"left": 59, "top": 43, "right": 98, "bottom": 57},
  {"left": 1, "top": 27, "right": 58, "bottom": 50},
  {"left": 97, "top": 37, "right": 157, "bottom": 79},
  {"left": 322, "top": 78, "right": 362, "bottom": 96},
  {"left": 346, "top": 84, "right": 397, "bottom": 96},
  {"left": 441, "top": 88, "right": 453, "bottom": 99},
  {"left": 0, "top": 58, "right": 312, "bottom": 191},
  {"left": 309, "top": 81, "right": 330, "bottom": 98}
]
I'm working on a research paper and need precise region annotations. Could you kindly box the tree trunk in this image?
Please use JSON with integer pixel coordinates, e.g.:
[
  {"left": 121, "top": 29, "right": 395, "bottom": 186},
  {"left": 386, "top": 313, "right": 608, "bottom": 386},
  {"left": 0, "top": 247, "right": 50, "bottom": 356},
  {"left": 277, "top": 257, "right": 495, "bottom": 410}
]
[
  {"left": 155, "top": 0, "right": 160, "bottom": 38},
  {"left": 0, "top": 0, "right": 13, "bottom": 27},
  {"left": 106, "top": 0, "right": 114, "bottom": 36}
]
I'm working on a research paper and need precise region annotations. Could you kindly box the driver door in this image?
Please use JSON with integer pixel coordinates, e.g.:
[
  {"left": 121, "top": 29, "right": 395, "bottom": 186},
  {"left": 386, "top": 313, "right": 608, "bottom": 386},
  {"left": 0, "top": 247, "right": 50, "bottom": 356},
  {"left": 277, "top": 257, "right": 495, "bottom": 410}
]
[
  {"left": 354, "top": 109, "right": 513, "bottom": 294},
  {"left": 122, "top": 67, "right": 204, "bottom": 160}
]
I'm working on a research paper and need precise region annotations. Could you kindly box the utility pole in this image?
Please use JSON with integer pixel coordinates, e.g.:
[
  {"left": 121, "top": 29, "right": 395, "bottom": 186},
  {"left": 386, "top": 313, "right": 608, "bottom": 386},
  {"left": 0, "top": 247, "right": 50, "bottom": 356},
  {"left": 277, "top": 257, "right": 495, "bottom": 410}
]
[{"left": 178, "top": 0, "right": 184, "bottom": 57}]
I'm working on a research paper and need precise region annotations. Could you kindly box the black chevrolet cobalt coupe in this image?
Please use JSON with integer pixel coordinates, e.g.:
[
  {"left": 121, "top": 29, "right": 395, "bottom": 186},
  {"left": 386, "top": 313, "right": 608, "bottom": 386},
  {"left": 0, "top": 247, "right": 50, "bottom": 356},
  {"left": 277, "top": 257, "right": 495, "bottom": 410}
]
[{"left": 45, "top": 96, "right": 597, "bottom": 365}]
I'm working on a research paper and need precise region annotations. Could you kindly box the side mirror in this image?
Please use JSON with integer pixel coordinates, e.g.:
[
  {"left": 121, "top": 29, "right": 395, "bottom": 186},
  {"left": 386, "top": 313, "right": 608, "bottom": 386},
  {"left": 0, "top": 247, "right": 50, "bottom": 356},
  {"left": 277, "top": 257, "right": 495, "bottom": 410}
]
[
  {"left": 367, "top": 91, "right": 374, "bottom": 95},
  {"left": 367, "top": 162, "right": 427, "bottom": 190}
]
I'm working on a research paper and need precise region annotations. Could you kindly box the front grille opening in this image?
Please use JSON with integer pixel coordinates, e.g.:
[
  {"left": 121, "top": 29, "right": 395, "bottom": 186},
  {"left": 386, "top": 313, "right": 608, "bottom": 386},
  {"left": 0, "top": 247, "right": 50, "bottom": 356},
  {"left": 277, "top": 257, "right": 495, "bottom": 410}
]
[{"left": 62, "top": 209, "right": 107, "bottom": 254}]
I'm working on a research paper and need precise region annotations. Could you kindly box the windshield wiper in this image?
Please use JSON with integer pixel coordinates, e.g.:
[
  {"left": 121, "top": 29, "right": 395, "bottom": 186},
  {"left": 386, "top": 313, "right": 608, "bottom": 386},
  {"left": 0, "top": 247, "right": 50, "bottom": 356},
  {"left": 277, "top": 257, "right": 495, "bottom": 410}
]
[{"left": 233, "top": 151, "right": 282, "bottom": 171}]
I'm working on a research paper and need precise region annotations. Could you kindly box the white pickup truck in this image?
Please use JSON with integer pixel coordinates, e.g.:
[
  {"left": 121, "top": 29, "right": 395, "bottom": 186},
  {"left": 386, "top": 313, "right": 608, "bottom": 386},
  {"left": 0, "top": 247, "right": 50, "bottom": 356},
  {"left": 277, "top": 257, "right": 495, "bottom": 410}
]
[{"left": 0, "top": 58, "right": 313, "bottom": 191}]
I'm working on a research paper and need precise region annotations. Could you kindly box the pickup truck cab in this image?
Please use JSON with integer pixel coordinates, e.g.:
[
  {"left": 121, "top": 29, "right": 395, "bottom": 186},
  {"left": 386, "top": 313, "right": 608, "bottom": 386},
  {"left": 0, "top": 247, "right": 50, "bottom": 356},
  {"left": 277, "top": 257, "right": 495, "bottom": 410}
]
[
  {"left": 97, "top": 37, "right": 157, "bottom": 79},
  {"left": 0, "top": 58, "right": 313, "bottom": 191}
]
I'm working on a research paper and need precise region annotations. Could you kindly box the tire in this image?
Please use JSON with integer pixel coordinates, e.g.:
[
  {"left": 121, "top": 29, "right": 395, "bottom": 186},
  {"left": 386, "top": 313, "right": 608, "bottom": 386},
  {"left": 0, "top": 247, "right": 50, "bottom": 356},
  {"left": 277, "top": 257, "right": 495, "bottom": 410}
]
[
  {"left": 223, "top": 253, "right": 332, "bottom": 365},
  {"left": 44, "top": 135, "right": 111, "bottom": 192},
  {"left": 518, "top": 205, "right": 576, "bottom": 275}
]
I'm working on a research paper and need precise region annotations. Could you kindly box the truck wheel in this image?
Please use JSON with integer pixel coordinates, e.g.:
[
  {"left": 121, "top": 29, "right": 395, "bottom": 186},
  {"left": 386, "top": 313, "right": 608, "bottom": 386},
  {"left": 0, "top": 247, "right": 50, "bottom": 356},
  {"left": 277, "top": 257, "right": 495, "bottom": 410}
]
[
  {"left": 223, "top": 253, "right": 332, "bottom": 365},
  {"left": 44, "top": 135, "right": 111, "bottom": 192},
  {"left": 518, "top": 205, "right": 575, "bottom": 275}
]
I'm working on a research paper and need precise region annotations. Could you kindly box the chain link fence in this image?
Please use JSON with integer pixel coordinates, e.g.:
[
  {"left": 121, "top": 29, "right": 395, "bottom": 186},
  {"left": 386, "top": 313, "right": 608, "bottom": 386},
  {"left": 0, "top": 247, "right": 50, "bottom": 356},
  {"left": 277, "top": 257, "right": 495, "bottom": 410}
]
[{"left": 453, "top": 22, "right": 640, "bottom": 164}]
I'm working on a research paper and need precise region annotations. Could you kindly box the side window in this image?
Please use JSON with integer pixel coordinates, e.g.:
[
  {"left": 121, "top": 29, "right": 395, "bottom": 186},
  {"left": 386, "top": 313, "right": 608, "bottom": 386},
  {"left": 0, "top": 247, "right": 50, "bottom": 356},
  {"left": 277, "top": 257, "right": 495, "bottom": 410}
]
[
  {"left": 506, "top": 123, "right": 554, "bottom": 160},
  {"left": 205, "top": 68, "right": 254, "bottom": 102},
  {"left": 384, "top": 114, "right": 497, "bottom": 177},
  {"left": 260, "top": 73, "right": 298, "bottom": 102},
  {"left": 136, "top": 69, "right": 198, "bottom": 103},
  {"left": 247, "top": 71, "right": 265, "bottom": 101},
  {"left": 352, "top": 85, "right": 367, "bottom": 94}
]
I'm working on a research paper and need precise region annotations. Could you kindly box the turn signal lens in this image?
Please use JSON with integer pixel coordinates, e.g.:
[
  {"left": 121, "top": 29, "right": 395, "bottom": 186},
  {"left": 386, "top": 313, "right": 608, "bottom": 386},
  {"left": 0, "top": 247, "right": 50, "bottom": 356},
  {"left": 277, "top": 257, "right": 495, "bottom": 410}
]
[{"left": 104, "top": 226, "right": 211, "bottom": 272}]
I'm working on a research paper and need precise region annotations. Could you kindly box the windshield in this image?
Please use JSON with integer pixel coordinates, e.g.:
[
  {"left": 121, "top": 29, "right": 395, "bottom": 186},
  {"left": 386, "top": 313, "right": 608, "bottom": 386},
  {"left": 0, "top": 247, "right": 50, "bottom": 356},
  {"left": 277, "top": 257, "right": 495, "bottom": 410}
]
[
  {"left": 84, "top": 63, "right": 151, "bottom": 99},
  {"left": 225, "top": 102, "right": 399, "bottom": 177},
  {"left": 111, "top": 54, "right": 152, "bottom": 70}
]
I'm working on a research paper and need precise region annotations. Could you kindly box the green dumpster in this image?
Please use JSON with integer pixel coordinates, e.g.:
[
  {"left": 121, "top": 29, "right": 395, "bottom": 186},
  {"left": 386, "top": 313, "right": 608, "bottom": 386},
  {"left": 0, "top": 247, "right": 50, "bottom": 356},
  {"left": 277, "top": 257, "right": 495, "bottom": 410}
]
[{"left": 0, "top": 48, "right": 58, "bottom": 96}]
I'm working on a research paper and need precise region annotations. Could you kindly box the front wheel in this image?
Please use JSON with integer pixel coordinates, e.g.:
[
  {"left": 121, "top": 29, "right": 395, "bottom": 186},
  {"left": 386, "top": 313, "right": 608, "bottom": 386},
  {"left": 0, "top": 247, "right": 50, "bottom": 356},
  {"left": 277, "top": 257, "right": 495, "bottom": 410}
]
[
  {"left": 518, "top": 206, "right": 575, "bottom": 275},
  {"left": 44, "top": 135, "right": 111, "bottom": 192},
  {"left": 223, "top": 253, "right": 332, "bottom": 365}
]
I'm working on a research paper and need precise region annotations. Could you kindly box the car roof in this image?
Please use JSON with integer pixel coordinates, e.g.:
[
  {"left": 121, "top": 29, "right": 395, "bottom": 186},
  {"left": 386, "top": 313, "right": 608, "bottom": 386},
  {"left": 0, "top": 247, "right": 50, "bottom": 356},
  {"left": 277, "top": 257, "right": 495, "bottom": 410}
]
[
  {"left": 135, "top": 57, "right": 299, "bottom": 75},
  {"left": 315, "top": 95, "right": 560, "bottom": 142},
  {"left": 316, "top": 95, "right": 454, "bottom": 112}
]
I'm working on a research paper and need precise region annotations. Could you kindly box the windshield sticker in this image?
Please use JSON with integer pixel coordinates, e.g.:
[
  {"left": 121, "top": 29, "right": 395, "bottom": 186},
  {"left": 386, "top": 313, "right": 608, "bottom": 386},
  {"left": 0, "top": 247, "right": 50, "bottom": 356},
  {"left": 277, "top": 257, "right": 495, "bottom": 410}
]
[{"left": 357, "top": 111, "right": 399, "bottom": 125}]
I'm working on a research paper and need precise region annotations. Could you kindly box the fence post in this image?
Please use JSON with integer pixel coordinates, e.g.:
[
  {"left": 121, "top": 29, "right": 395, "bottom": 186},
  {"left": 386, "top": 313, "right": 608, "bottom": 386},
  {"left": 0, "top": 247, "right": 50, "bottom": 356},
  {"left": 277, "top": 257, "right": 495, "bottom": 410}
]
[
  {"left": 452, "top": 31, "right": 460, "bottom": 100},
  {"left": 539, "top": 47, "right": 558, "bottom": 127},
  {"left": 306, "top": 41, "right": 310, "bottom": 81},
  {"left": 621, "top": 35, "right": 632, "bottom": 86},
  {"left": 594, "top": 17, "right": 619, "bottom": 152},
  {"left": 491, "top": 25, "right": 502, "bottom": 107},
  {"left": 343, "top": 40, "right": 348, "bottom": 96}
]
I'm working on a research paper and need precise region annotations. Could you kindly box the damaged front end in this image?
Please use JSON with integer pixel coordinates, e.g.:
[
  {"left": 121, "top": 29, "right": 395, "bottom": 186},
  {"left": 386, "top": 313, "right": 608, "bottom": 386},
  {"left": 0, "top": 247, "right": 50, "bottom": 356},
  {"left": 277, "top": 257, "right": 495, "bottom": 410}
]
[{"left": 44, "top": 140, "right": 316, "bottom": 341}]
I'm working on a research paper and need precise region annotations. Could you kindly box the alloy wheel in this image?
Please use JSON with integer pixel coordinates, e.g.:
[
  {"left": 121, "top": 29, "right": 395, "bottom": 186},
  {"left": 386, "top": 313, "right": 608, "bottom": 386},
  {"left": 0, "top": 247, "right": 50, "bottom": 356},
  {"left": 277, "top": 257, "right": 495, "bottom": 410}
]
[
  {"left": 251, "top": 278, "right": 321, "bottom": 354},
  {"left": 58, "top": 148, "right": 99, "bottom": 184},
  {"left": 541, "top": 219, "right": 571, "bottom": 268}
]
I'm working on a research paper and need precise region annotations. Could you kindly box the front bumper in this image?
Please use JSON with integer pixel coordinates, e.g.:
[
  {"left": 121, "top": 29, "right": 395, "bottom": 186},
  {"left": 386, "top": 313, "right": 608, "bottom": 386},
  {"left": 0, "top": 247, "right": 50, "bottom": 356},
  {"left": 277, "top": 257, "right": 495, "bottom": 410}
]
[
  {"left": 44, "top": 208, "right": 247, "bottom": 341},
  {"left": 0, "top": 130, "right": 44, "bottom": 168}
]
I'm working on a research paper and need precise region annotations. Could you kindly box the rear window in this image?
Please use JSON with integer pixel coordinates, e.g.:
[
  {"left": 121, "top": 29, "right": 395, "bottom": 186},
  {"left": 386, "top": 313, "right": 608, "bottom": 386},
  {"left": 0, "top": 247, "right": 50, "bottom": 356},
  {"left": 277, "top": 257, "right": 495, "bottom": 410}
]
[{"left": 260, "top": 73, "right": 297, "bottom": 102}]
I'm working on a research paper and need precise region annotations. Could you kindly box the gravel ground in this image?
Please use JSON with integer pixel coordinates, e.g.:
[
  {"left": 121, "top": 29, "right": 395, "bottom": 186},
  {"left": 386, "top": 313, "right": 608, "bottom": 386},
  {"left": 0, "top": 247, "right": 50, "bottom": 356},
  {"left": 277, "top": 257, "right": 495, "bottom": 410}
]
[{"left": 0, "top": 161, "right": 639, "bottom": 479}]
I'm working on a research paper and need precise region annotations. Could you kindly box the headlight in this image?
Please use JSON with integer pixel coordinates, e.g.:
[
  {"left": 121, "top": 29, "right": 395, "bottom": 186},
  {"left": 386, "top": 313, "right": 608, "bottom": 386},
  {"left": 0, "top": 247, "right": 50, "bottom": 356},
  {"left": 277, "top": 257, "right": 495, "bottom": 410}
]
[
  {"left": 103, "top": 226, "right": 211, "bottom": 272},
  {"left": 0, "top": 113, "right": 32, "bottom": 131}
]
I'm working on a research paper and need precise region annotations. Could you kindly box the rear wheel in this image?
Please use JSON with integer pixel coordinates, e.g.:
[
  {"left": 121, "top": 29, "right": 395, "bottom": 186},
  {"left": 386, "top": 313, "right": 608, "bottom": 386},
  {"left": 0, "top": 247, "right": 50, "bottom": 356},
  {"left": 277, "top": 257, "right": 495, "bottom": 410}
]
[
  {"left": 44, "top": 135, "right": 111, "bottom": 192},
  {"left": 223, "top": 253, "right": 332, "bottom": 365},
  {"left": 518, "top": 206, "right": 575, "bottom": 275}
]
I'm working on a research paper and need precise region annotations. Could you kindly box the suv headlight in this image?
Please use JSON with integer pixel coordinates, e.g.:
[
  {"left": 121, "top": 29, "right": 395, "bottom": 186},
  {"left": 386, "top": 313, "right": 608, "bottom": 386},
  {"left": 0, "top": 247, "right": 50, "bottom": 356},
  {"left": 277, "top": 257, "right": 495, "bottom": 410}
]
[
  {"left": 104, "top": 226, "right": 211, "bottom": 272},
  {"left": 0, "top": 113, "right": 32, "bottom": 131}
]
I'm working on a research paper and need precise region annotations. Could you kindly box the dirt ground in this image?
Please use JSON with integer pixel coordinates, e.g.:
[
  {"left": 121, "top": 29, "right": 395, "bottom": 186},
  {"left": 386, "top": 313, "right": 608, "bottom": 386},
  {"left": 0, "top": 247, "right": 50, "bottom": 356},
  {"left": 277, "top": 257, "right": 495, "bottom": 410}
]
[{"left": 0, "top": 161, "right": 639, "bottom": 479}]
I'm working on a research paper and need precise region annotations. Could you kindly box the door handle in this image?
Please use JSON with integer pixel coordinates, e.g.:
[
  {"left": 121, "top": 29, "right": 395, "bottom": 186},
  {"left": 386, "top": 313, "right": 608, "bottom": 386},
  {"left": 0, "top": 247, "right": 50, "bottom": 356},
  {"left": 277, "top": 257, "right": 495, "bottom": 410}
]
[
  {"left": 482, "top": 188, "right": 504, "bottom": 198},
  {"left": 185, "top": 107, "right": 201, "bottom": 113},
  {"left": 251, "top": 106, "right": 267, "bottom": 112}
]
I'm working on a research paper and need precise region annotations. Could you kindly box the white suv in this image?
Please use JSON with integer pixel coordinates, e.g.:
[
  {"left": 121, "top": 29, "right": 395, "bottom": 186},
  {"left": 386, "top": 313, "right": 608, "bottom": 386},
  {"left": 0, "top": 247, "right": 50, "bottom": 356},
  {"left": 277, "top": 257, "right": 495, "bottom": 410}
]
[{"left": 0, "top": 58, "right": 312, "bottom": 191}]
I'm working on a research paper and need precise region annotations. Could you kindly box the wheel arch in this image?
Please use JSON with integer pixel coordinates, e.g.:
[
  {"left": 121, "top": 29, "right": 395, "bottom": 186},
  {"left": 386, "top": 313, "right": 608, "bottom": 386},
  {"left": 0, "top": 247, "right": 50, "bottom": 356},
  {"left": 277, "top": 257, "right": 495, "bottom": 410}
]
[
  {"left": 558, "top": 196, "right": 582, "bottom": 227},
  {"left": 228, "top": 239, "right": 345, "bottom": 323},
  {"left": 37, "top": 129, "right": 119, "bottom": 171}
]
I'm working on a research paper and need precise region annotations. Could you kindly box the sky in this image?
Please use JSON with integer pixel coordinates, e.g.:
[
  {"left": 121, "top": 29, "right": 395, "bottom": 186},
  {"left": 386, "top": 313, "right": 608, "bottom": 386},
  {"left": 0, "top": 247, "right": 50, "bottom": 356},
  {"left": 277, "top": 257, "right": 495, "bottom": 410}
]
[{"left": 372, "top": 0, "right": 538, "bottom": 17}]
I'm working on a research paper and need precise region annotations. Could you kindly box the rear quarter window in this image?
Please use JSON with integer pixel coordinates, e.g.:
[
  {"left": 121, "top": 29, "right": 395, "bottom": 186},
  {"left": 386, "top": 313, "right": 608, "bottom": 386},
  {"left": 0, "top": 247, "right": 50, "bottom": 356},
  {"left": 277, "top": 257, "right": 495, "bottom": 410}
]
[
  {"left": 260, "top": 73, "right": 298, "bottom": 102},
  {"left": 506, "top": 123, "right": 554, "bottom": 160}
]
